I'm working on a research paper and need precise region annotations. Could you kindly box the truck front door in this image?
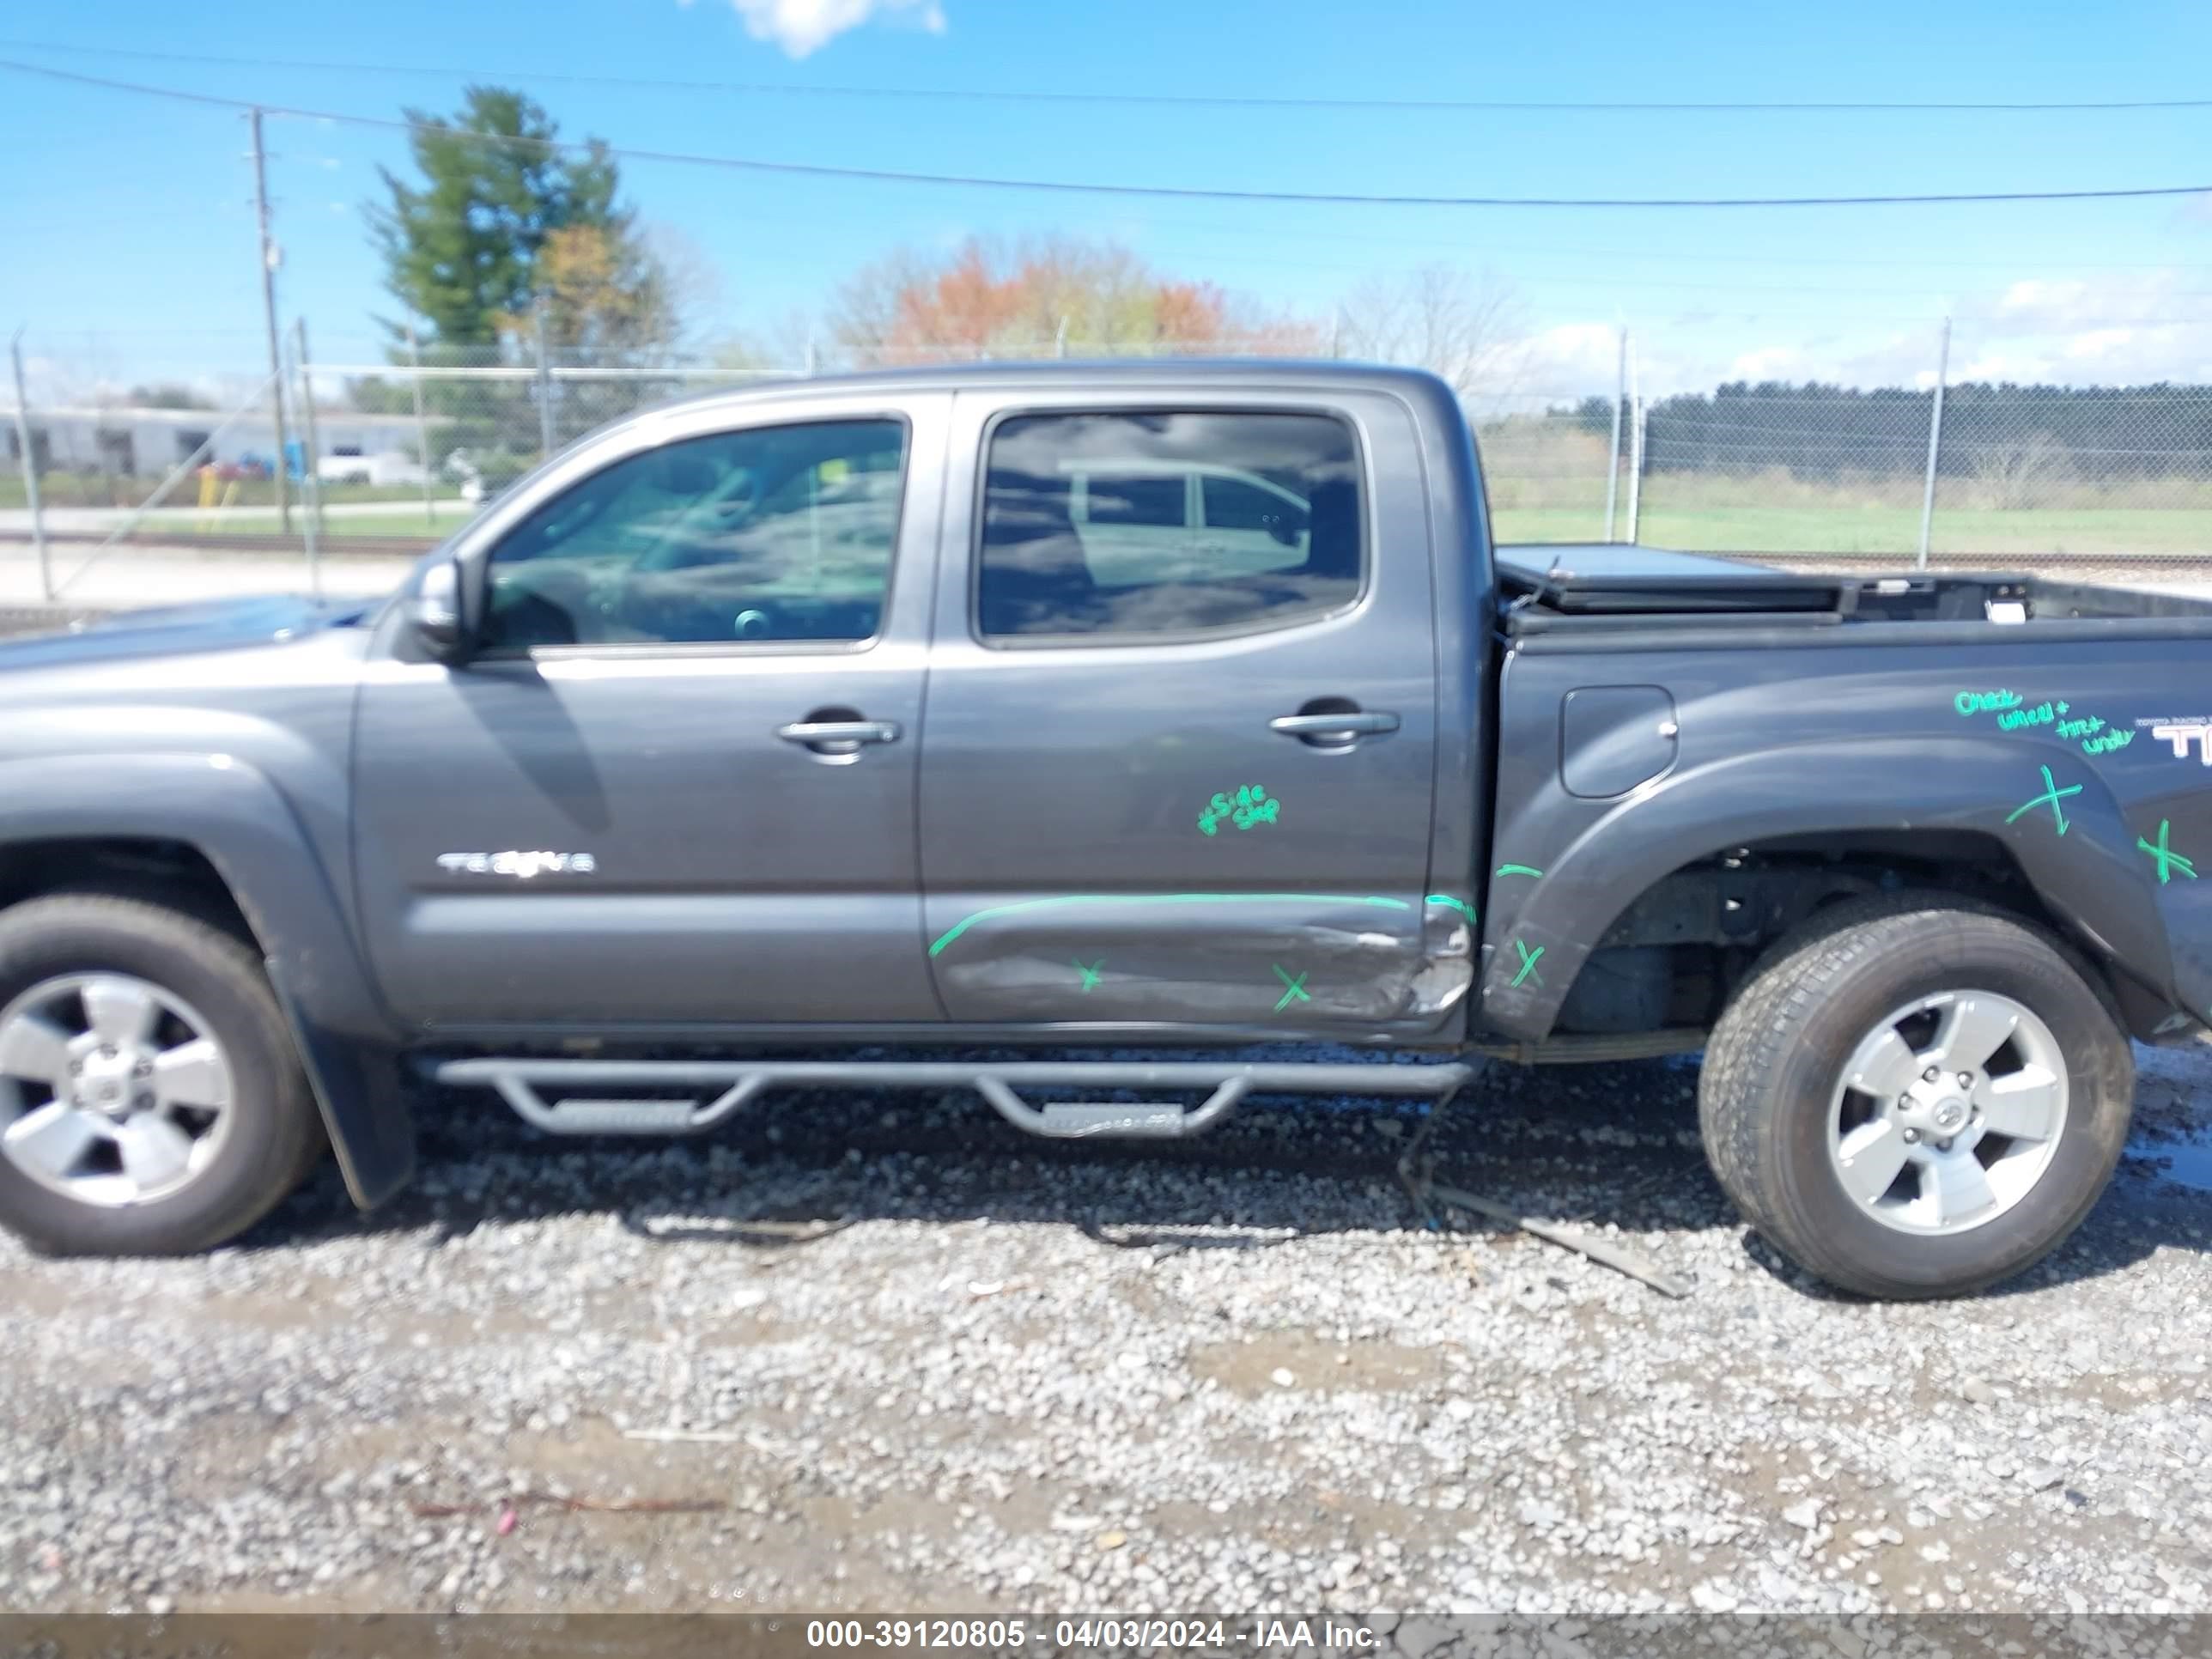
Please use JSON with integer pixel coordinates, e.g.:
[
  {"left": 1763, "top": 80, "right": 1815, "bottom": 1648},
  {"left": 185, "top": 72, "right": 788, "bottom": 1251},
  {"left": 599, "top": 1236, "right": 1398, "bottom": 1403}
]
[
  {"left": 352, "top": 393, "right": 948, "bottom": 1030},
  {"left": 917, "top": 391, "right": 1447, "bottom": 1032}
]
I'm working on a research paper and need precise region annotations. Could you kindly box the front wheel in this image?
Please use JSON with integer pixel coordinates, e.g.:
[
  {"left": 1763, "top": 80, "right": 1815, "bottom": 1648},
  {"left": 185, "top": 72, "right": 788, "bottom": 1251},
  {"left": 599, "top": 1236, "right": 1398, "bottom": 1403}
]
[
  {"left": 1699, "top": 894, "right": 2134, "bottom": 1300},
  {"left": 0, "top": 894, "right": 325, "bottom": 1256}
]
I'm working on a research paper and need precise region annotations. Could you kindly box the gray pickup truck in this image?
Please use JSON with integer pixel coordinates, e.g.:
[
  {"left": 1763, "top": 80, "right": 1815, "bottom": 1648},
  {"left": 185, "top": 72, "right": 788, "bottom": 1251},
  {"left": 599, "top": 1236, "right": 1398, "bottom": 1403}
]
[{"left": 0, "top": 361, "right": 2204, "bottom": 1298}]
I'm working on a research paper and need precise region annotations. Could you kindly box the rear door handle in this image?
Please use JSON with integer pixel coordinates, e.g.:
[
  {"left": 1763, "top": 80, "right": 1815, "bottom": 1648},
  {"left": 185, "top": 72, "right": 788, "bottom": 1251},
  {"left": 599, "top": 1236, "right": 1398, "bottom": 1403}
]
[
  {"left": 777, "top": 719, "right": 902, "bottom": 747},
  {"left": 1269, "top": 710, "right": 1400, "bottom": 740}
]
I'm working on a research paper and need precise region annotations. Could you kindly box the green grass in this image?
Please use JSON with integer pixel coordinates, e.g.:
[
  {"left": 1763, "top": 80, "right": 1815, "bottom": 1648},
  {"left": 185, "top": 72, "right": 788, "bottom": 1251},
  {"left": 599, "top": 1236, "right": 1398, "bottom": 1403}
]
[
  {"left": 11, "top": 460, "right": 2211, "bottom": 561},
  {"left": 0, "top": 476, "right": 459, "bottom": 513},
  {"left": 162, "top": 505, "right": 480, "bottom": 539},
  {"left": 118, "top": 500, "right": 2212, "bottom": 557},
  {"left": 1488, "top": 501, "right": 2212, "bottom": 556}
]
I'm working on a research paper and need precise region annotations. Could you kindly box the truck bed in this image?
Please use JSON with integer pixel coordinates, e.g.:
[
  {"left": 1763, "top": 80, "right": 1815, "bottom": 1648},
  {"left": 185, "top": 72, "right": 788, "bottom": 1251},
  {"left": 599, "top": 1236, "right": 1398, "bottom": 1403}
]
[
  {"left": 1497, "top": 543, "right": 2212, "bottom": 629},
  {"left": 1482, "top": 543, "right": 2212, "bottom": 1054}
]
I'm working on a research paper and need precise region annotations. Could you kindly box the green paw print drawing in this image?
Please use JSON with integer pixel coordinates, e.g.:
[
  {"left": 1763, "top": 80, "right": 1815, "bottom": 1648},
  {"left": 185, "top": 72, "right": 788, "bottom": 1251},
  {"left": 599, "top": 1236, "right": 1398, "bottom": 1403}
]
[{"left": 1199, "top": 785, "right": 1281, "bottom": 836}]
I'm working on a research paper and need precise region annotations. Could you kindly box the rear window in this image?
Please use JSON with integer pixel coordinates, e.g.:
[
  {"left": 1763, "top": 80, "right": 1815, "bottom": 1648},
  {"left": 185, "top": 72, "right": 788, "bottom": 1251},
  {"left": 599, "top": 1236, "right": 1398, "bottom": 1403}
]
[
  {"left": 977, "top": 410, "right": 1363, "bottom": 641},
  {"left": 1081, "top": 472, "right": 1184, "bottom": 527}
]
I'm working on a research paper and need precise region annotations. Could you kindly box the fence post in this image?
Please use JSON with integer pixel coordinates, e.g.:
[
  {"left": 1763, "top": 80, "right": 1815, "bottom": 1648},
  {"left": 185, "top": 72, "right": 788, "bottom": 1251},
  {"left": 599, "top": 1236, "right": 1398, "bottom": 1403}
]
[
  {"left": 292, "top": 319, "right": 323, "bottom": 598},
  {"left": 1917, "top": 316, "right": 1952, "bottom": 571},
  {"left": 532, "top": 301, "right": 556, "bottom": 459},
  {"left": 1603, "top": 325, "right": 1626, "bottom": 543},
  {"left": 406, "top": 320, "right": 435, "bottom": 529},
  {"left": 1054, "top": 316, "right": 1068, "bottom": 359},
  {"left": 1626, "top": 341, "right": 1645, "bottom": 544},
  {"left": 805, "top": 332, "right": 819, "bottom": 378},
  {"left": 9, "top": 328, "right": 51, "bottom": 603}
]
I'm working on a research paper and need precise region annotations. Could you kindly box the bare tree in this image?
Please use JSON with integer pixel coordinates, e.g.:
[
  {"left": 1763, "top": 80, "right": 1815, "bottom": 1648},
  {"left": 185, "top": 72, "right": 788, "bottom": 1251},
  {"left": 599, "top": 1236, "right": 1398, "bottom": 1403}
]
[
  {"left": 1336, "top": 265, "right": 1529, "bottom": 402},
  {"left": 637, "top": 224, "right": 726, "bottom": 355},
  {"left": 1971, "top": 430, "right": 2069, "bottom": 510}
]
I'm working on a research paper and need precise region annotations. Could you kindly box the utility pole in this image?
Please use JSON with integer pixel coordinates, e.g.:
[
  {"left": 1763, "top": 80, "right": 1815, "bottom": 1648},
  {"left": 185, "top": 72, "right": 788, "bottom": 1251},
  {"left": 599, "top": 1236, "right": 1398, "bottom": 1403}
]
[
  {"left": 1625, "top": 340, "right": 1645, "bottom": 544},
  {"left": 249, "top": 107, "right": 293, "bottom": 534},
  {"left": 532, "top": 300, "right": 556, "bottom": 459},
  {"left": 1602, "top": 325, "right": 1626, "bottom": 543},
  {"left": 406, "top": 321, "right": 434, "bottom": 527},
  {"left": 293, "top": 318, "right": 325, "bottom": 593},
  {"left": 9, "top": 329, "right": 51, "bottom": 602},
  {"left": 1917, "top": 316, "right": 1953, "bottom": 571}
]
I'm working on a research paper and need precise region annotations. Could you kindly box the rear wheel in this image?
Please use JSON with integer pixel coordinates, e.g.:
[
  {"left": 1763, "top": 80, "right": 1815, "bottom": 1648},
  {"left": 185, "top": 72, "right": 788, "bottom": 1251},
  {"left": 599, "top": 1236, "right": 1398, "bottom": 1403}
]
[
  {"left": 0, "top": 894, "right": 325, "bottom": 1256},
  {"left": 1699, "top": 894, "right": 2134, "bottom": 1299}
]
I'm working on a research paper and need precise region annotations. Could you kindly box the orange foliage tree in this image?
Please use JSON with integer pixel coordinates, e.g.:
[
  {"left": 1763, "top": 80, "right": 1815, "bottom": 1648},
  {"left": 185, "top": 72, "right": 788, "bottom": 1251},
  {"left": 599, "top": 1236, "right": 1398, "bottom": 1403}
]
[{"left": 830, "top": 235, "right": 1322, "bottom": 365}]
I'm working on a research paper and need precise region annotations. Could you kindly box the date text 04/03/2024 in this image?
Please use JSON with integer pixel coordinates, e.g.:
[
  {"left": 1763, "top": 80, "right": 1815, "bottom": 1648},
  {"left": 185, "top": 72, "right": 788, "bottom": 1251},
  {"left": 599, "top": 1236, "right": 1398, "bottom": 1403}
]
[{"left": 802, "top": 1618, "right": 1382, "bottom": 1650}]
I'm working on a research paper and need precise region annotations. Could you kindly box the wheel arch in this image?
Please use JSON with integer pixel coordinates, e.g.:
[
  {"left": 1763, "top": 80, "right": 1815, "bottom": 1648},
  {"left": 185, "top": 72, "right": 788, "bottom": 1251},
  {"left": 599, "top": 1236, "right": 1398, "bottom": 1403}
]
[
  {"left": 1481, "top": 736, "right": 2172, "bottom": 1042},
  {"left": 0, "top": 754, "right": 415, "bottom": 1206}
]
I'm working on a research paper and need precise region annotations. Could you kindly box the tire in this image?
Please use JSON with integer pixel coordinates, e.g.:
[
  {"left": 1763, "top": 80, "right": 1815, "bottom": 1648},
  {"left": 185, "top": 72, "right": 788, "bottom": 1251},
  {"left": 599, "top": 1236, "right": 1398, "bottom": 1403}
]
[
  {"left": 1699, "top": 892, "right": 2134, "bottom": 1300},
  {"left": 0, "top": 894, "right": 326, "bottom": 1256}
]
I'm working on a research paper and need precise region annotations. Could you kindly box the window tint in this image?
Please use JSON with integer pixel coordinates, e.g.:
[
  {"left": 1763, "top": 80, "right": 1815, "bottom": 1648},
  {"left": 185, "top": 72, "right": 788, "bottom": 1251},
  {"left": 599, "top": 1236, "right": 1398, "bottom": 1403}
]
[
  {"left": 483, "top": 419, "right": 905, "bottom": 650},
  {"left": 978, "top": 411, "right": 1361, "bottom": 641}
]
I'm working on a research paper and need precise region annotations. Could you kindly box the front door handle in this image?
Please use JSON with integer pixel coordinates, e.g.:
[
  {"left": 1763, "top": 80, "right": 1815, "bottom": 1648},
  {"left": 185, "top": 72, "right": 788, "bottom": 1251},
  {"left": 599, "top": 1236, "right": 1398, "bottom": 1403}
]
[
  {"left": 1269, "top": 709, "right": 1400, "bottom": 742},
  {"left": 777, "top": 718, "right": 902, "bottom": 751}
]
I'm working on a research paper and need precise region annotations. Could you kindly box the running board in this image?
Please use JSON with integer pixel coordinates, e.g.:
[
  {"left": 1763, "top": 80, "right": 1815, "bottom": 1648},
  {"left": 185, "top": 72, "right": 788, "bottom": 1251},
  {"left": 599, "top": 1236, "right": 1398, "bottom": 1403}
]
[{"left": 435, "top": 1058, "right": 1476, "bottom": 1141}]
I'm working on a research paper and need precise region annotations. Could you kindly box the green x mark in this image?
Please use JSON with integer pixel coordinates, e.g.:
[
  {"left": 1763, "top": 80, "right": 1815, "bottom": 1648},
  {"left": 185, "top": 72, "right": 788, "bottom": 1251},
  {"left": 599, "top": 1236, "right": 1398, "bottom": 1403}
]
[
  {"left": 1271, "top": 964, "right": 1312, "bottom": 1012},
  {"left": 1073, "top": 958, "right": 1105, "bottom": 991},
  {"left": 2004, "top": 764, "right": 2084, "bottom": 836},
  {"left": 2137, "top": 819, "right": 2198, "bottom": 884},
  {"left": 1510, "top": 939, "right": 1546, "bottom": 988}
]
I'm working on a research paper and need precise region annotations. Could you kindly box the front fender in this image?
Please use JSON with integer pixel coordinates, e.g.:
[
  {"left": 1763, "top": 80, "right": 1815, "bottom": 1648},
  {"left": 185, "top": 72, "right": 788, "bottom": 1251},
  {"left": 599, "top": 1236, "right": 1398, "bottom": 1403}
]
[
  {"left": 1480, "top": 736, "right": 2171, "bottom": 1041},
  {"left": 0, "top": 752, "right": 415, "bottom": 1206}
]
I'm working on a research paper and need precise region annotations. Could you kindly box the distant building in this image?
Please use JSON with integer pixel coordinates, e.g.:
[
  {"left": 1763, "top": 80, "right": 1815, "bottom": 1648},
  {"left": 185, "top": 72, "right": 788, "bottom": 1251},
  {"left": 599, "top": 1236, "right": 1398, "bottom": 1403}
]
[{"left": 1, "top": 404, "right": 422, "bottom": 476}]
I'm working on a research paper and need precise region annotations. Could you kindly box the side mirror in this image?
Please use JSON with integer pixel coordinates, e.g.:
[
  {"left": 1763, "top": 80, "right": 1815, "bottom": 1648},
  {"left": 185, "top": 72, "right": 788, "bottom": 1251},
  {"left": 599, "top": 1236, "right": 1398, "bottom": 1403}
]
[
  {"left": 407, "top": 556, "right": 471, "bottom": 663},
  {"left": 1266, "top": 510, "right": 1308, "bottom": 547}
]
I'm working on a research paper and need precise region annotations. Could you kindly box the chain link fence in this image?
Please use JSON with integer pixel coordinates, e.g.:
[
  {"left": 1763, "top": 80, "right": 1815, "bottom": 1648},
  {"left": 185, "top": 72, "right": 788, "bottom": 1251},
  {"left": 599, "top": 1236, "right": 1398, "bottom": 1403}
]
[{"left": 7, "top": 329, "right": 2212, "bottom": 591}]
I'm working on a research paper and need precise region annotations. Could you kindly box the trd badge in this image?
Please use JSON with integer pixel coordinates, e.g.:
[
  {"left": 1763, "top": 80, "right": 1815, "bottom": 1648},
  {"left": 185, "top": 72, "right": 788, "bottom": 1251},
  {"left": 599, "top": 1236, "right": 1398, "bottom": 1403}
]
[{"left": 436, "top": 851, "right": 599, "bottom": 878}]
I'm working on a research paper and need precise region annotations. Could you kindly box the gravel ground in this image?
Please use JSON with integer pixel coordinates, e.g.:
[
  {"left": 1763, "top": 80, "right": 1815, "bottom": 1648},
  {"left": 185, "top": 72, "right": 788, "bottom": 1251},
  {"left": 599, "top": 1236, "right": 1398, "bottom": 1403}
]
[{"left": 0, "top": 1043, "right": 2208, "bottom": 1620}]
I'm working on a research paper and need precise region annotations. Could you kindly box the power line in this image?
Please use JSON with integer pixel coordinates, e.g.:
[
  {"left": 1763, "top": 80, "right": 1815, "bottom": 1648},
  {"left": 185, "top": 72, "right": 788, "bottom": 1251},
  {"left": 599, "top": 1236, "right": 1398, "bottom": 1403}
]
[
  {"left": 1, "top": 37, "right": 2207, "bottom": 115},
  {"left": 3, "top": 58, "right": 2209, "bottom": 211},
  {"left": 16, "top": 185, "right": 2208, "bottom": 280}
]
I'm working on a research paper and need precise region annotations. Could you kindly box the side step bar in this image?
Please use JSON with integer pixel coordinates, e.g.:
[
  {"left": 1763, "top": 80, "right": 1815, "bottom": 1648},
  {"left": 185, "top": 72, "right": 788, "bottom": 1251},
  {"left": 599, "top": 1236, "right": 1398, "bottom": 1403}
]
[{"left": 434, "top": 1057, "right": 1477, "bottom": 1142}]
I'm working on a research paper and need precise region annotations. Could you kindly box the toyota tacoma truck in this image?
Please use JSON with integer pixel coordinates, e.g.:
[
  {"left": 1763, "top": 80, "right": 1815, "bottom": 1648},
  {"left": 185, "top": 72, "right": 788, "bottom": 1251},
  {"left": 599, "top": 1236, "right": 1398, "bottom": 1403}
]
[{"left": 0, "top": 362, "right": 2203, "bottom": 1299}]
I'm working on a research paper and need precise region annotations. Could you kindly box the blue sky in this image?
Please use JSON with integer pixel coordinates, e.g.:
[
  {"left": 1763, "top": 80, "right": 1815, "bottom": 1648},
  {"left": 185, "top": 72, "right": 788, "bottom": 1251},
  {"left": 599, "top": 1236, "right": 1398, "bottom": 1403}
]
[{"left": 3, "top": 0, "right": 2209, "bottom": 398}]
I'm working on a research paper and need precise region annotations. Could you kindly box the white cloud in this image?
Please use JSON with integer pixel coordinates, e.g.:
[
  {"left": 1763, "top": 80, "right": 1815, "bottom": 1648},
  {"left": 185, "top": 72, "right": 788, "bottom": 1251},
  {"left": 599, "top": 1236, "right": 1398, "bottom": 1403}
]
[
  {"left": 1522, "top": 322, "right": 1620, "bottom": 377},
  {"left": 2064, "top": 327, "right": 2136, "bottom": 361},
  {"left": 724, "top": 0, "right": 945, "bottom": 57},
  {"left": 1422, "top": 265, "right": 2212, "bottom": 401},
  {"left": 1729, "top": 345, "right": 1800, "bottom": 380},
  {"left": 1957, "top": 349, "right": 2056, "bottom": 382}
]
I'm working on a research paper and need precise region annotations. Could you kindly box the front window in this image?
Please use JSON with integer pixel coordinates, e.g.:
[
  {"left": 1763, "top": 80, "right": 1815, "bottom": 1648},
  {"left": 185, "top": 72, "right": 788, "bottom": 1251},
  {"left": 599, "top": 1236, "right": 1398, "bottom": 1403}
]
[{"left": 481, "top": 418, "right": 908, "bottom": 650}]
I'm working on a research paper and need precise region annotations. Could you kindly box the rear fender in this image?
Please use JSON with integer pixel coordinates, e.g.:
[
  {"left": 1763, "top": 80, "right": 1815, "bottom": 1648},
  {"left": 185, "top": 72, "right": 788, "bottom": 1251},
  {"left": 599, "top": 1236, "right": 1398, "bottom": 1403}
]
[{"left": 1481, "top": 736, "right": 2169, "bottom": 1041}]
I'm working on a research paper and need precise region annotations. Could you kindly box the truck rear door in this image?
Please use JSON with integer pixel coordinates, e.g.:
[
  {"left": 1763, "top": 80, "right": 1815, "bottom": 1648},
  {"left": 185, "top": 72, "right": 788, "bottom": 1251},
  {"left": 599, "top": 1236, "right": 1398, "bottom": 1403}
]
[{"left": 916, "top": 386, "right": 1445, "bottom": 1031}]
